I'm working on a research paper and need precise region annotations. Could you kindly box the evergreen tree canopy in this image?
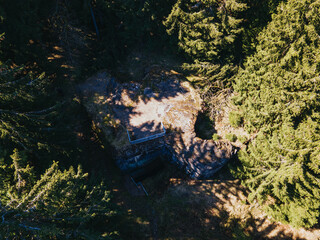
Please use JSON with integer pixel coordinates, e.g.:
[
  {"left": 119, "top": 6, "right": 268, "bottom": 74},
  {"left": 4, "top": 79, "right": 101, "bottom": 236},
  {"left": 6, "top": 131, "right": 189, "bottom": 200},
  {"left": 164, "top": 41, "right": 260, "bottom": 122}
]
[
  {"left": 233, "top": 0, "right": 320, "bottom": 228},
  {"left": 0, "top": 0, "right": 53, "bottom": 64},
  {"left": 164, "top": 0, "right": 247, "bottom": 62},
  {"left": 164, "top": 0, "right": 247, "bottom": 97},
  {"left": 0, "top": 63, "right": 63, "bottom": 155},
  {"left": 0, "top": 158, "right": 118, "bottom": 239},
  {"left": 240, "top": 0, "right": 282, "bottom": 56},
  {"left": 3, "top": 0, "right": 320, "bottom": 235},
  {"left": 67, "top": 0, "right": 175, "bottom": 70}
]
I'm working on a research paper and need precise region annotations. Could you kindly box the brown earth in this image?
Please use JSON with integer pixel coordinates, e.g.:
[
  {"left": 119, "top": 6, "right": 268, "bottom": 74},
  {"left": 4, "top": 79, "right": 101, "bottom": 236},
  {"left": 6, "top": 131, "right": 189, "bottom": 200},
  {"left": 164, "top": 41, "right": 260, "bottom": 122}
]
[{"left": 155, "top": 178, "right": 320, "bottom": 240}]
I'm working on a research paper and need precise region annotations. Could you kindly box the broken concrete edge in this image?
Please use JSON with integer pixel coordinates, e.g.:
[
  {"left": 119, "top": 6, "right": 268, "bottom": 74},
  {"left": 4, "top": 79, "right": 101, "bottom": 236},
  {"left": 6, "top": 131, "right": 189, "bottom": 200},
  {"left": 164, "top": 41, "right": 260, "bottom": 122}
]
[
  {"left": 126, "top": 122, "right": 166, "bottom": 144},
  {"left": 165, "top": 143, "right": 236, "bottom": 180},
  {"left": 116, "top": 140, "right": 238, "bottom": 180}
]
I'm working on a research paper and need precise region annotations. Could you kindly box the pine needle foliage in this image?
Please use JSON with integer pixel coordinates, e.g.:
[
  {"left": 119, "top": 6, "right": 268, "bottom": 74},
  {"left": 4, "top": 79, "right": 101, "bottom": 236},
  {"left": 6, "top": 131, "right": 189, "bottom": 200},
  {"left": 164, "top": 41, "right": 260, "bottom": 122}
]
[
  {"left": 241, "top": 0, "right": 282, "bottom": 56},
  {"left": 164, "top": 0, "right": 247, "bottom": 62},
  {"left": 0, "top": 157, "right": 119, "bottom": 239},
  {"left": 68, "top": 0, "right": 175, "bottom": 71},
  {"left": 233, "top": 0, "right": 320, "bottom": 228},
  {"left": 164, "top": 0, "right": 247, "bottom": 90},
  {"left": 0, "top": 62, "right": 78, "bottom": 165},
  {"left": 0, "top": 63, "right": 54, "bottom": 151},
  {"left": 0, "top": 0, "right": 53, "bottom": 64}
]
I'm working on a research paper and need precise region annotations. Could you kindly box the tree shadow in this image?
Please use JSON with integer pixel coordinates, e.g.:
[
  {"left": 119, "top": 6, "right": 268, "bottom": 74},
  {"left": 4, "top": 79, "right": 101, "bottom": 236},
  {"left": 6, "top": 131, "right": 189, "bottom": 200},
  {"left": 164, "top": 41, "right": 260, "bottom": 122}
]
[
  {"left": 164, "top": 130, "right": 235, "bottom": 179},
  {"left": 155, "top": 179, "right": 311, "bottom": 240},
  {"left": 102, "top": 74, "right": 190, "bottom": 141},
  {"left": 195, "top": 110, "right": 216, "bottom": 139}
]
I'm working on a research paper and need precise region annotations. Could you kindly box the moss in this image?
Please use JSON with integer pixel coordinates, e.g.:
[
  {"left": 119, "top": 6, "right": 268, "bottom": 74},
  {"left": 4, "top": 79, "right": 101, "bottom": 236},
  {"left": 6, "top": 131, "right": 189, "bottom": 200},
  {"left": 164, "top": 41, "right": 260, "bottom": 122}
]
[
  {"left": 212, "top": 133, "right": 220, "bottom": 141},
  {"left": 229, "top": 112, "right": 243, "bottom": 128},
  {"left": 225, "top": 133, "right": 237, "bottom": 142}
]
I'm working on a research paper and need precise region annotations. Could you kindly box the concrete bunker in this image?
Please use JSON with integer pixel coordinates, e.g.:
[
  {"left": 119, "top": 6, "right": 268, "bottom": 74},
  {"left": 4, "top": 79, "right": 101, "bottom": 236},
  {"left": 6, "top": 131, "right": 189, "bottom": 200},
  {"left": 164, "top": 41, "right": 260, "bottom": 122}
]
[{"left": 78, "top": 70, "right": 236, "bottom": 180}]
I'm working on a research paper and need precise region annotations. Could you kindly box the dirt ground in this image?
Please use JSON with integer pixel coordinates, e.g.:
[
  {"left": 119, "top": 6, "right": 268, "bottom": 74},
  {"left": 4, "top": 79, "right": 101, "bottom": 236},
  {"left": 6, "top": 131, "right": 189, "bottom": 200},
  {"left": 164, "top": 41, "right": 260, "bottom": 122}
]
[{"left": 157, "top": 178, "right": 320, "bottom": 240}]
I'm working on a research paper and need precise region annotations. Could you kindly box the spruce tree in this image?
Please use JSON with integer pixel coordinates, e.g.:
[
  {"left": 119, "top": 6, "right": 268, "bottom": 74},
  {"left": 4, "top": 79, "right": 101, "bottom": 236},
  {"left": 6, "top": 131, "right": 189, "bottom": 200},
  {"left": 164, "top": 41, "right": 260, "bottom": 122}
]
[
  {"left": 0, "top": 59, "right": 79, "bottom": 166},
  {"left": 233, "top": 0, "right": 320, "bottom": 228},
  {"left": 10, "top": 149, "right": 34, "bottom": 195},
  {"left": 164, "top": 0, "right": 247, "bottom": 90},
  {"left": 66, "top": 0, "right": 175, "bottom": 71},
  {"left": 241, "top": 0, "right": 282, "bottom": 56},
  {"left": 0, "top": 157, "right": 118, "bottom": 239},
  {"left": 0, "top": 63, "right": 58, "bottom": 154},
  {"left": 0, "top": 0, "right": 53, "bottom": 64}
]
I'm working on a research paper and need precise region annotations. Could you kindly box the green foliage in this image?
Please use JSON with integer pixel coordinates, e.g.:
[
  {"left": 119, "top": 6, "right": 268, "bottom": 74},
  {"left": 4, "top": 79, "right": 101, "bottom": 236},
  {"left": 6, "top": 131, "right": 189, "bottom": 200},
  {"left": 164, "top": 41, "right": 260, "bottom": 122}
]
[
  {"left": 69, "top": 0, "right": 175, "bottom": 71},
  {"left": 225, "top": 133, "right": 237, "bottom": 142},
  {"left": 229, "top": 111, "right": 243, "bottom": 128},
  {"left": 0, "top": 62, "right": 80, "bottom": 167},
  {"left": 0, "top": 3, "right": 122, "bottom": 238},
  {"left": 164, "top": 0, "right": 247, "bottom": 62},
  {"left": 212, "top": 133, "right": 220, "bottom": 141},
  {"left": 10, "top": 149, "right": 34, "bottom": 194},
  {"left": 2, "top": 0, "right": 320, "bottom": 234},
  {"left": 164, "top": 0, "right": 247, "bottom": 92},
  {"left": 0, "top": 0, "right": 53, "bottom": 64},
  {"left": 237, "top": 135, "right": 247, "bottom": 143},
  {"left": 0, "top": 158, "right": 119, "bottom": 239},
  {"left": 240, "top": 0, "right": 282, "bottom": 56},
  {"left": 112, "top": 0, "right": 174, "bottom": 45},
  {"left": 0, "top": 64, "right": 52, "bottom": 150},
  {"left": 233, "top": 0, "right": 320, "bottom": 228}
]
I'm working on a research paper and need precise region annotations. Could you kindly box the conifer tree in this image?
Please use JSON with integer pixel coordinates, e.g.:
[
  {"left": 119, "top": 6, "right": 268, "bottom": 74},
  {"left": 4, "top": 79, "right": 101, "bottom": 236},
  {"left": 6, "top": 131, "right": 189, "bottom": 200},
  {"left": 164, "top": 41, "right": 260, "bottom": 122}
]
[
  {"left": 0, "top": 4, "right": 119, "bottom": 239},
  {"left": 0, "top": 60, "right": 78, "bottom": 164},
  {"left": 0, "top": 157, "right": 118, "bottom": 239},
  {"left": 10, "top": 149, "right": 34, "bottom": 195},
  {"left": 0, "top": 63, "right": 57, "bottom": 153},
  {"left": 164, "top": 0, "right": 247, "bottom": 90},
  {"left": 241, "top": 0, "right": 282, "bottom": 55},
  {"left": 75, "top": 0, "right": 175, "bottom": 69},
  {"left": 233, "top": 0, "right": 320, "bottom": 228},
  {"left": 0, "top": 0, "right": 53, "bottom": 64}
]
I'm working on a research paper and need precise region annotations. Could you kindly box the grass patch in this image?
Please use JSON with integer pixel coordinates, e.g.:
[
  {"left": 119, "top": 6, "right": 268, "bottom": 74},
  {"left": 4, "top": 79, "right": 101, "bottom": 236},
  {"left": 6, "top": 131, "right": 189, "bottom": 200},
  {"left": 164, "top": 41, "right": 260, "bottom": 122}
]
[
  {"left": 229, "top": 112, "right": 243, "bottom": 128},
  {"left": 225, "top": 133, "right": 237, "bottom": 142},
  {"left": 238, "top": 135, "right": 247, "bottom": 143},
  {"left": 212, "top": 133, "right": 220, "bottom": 141}
]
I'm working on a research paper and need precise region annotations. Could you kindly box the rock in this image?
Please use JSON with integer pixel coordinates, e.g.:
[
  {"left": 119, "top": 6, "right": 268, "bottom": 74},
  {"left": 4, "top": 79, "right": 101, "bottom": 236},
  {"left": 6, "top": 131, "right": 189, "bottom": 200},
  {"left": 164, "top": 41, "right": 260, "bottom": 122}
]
[{"left": 78, "top": 70, "right": 236, "bottom": 179}]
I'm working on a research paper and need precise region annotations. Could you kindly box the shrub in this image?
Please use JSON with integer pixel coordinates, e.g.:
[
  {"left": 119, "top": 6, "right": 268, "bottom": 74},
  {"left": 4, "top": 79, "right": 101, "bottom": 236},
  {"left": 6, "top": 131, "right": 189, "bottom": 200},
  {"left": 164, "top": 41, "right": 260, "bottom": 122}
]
[
  {"left": 225, "top": 133, "right": 237, "bottom": 142},
  {"left": 229, "top": 112, "right": 243, "bottom": 128},
  {"left": 238, "top": 135, "right": 247, "bottom": 143},
  {"left": 212, "top": 133, "right": 220, "bottom": 141}
]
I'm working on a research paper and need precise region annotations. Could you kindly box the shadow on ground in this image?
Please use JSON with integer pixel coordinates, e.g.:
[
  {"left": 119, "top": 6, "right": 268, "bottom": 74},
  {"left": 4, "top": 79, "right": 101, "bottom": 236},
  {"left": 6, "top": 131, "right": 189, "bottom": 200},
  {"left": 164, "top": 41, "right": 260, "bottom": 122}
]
[{"left": 153, "top": 179, "right": 317, "bottom": 240}]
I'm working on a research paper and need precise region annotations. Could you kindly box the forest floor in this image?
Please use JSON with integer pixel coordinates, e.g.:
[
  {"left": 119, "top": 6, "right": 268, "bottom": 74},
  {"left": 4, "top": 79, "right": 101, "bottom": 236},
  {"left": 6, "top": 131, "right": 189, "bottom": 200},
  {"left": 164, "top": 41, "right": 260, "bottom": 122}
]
[{"left": 156, "top": 175, "right": 320, "bottom": 240}]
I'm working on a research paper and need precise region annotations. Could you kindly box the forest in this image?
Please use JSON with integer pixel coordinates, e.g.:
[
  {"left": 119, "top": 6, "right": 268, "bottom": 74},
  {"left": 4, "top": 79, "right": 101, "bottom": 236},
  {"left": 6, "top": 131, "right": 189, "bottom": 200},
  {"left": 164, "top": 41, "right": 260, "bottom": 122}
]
[{"left": 0, "top": 0, "right": 319, "bottom": 239}]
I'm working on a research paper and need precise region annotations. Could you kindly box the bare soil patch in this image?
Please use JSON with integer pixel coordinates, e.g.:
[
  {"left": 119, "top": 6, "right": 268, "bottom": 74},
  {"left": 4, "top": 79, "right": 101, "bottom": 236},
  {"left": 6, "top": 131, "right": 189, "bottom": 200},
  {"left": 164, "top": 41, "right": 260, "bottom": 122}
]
[{"left": 157, "top": 179, "right": 320, "bottom": 240}]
